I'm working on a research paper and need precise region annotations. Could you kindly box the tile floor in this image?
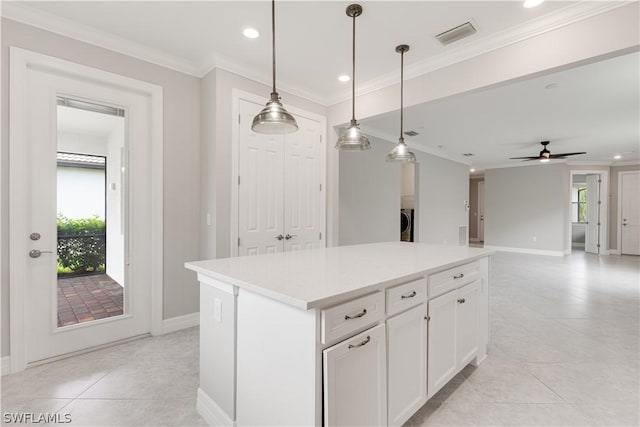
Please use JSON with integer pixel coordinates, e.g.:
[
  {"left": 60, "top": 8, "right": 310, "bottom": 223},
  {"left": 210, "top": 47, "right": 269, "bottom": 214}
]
[
  {"left": 2, "top": 251, "right": 638, "bottom": 426},
  {"left": 57, "top": 274, "right": 124, "bottom": 327}
]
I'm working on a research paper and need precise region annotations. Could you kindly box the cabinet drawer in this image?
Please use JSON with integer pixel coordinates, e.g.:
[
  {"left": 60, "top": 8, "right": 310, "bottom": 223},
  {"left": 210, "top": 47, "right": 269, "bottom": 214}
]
[
  {"left": 386, "top": 278, "right": 427, "bottom": 317},
  {"left": 321, "top": 292, "right": 385, "bottom": 344},
  {"left": 428, "top": 261, "right": 480, "bottom": 298}
]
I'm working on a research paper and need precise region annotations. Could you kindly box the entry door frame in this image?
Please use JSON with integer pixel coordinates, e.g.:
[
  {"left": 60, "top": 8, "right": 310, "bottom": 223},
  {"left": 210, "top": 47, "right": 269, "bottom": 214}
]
[
  {"left": 9, "top": 47, "right": 164, "bottom": 373},
  {"left": 230, "top": 89, "right": 327, "bottom": 257},
  {"left": 617, "top": 170, "right": 640, "bottom": 255},
  {"left": 568, "top": 169, "right": 609, "bottom": 255},
  {"left": 477, "top": 181, "right": 485, "bottom": 242}
]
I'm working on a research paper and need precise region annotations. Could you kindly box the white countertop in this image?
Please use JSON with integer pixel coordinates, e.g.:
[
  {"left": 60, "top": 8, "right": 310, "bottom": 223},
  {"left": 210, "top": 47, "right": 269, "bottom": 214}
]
[{"left": 185, "top": 242, "right": 493, "bottom": 310}]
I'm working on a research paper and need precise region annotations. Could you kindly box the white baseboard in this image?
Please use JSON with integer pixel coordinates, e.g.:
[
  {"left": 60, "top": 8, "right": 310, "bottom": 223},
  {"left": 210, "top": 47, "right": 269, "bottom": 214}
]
[
  {"left": 609, "top": 249, "right": 621, "bottom": 255},
  {"left": 1, "top": 356, "right": 11, "bottom": 376},
  {"left": 484, "top": 245, "right": 565, "bottom": 257},
  {"left": 197, "top": 387, "right": 235, "bottom": 427},
  {"left": 162, "top": 312, "right": 199, "bottom": 334}
]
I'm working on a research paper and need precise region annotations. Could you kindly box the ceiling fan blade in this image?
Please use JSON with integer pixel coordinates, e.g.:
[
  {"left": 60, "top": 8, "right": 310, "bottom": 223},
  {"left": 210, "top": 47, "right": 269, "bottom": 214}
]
[
  {"left": 509, "top": 156, "right": 540, "bottom": 160},
  {"left": 550, "top": 152, "right": 587, "bottom": 157}
]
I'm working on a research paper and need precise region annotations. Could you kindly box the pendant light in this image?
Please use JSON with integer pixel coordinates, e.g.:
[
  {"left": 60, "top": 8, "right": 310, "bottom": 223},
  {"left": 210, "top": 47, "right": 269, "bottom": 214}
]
[
  {"left": 251, "top": 0, "right": 298, "bottom": 134},
  {"left": 335, "top": 4, "right": 370, "bottom": 150},
  {"left": 386, "top": 44, "right": 416, "bottom": 163}
]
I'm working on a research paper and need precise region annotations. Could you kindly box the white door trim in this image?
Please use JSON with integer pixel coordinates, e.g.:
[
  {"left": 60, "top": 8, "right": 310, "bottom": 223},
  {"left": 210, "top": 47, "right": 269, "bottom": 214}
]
[
  {"left": 617, "top": 170, "right": 640, "bottom": 255},
  {"left": 230, "top": 89, "right": 327, "bottom": 257},
  {"left": 568, "top": 169, "right": 609, "bottom": 255},
  {"left": 9, "top": 47, "right": 164, "bottom": 373}
]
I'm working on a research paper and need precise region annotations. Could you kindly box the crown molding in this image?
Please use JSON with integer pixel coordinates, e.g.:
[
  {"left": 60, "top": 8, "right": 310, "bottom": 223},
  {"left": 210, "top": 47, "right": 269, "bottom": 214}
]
[
  {"left": 1, "top": 2, "right": 202, "bottom": 77},
  {"left": 358, "top": 126, "right": 472, "bottom": 166},
  {"left": 325, "top": 1, "right": 633, "bottom": 106},
  {"left": 484, "top": 159, "right": 568, "bottom": 170},
  {"left": 565, "top": 160, "right": 613, "bottom": 166},
  {"left": 611, "top": 160, "right": 640, "bottom": 167}
]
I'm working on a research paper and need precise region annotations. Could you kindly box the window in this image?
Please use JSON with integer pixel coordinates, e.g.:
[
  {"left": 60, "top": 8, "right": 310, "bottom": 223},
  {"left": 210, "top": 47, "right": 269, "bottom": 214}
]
[{"left": 571, "top": 185, "right": 587, "bottom": 223}]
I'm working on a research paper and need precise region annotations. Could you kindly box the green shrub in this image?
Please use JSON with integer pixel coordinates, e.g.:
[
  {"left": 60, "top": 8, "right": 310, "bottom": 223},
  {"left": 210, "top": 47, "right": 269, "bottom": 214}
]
[{"left": 57, "top": 214, "right": 106, "bottom": 275}]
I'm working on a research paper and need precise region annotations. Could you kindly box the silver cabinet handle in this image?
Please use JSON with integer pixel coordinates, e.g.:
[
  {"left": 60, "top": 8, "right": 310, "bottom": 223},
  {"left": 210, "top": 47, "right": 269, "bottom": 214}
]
[
  {"left": 285, "top": 234, "right": 297, "bottom": 240},
  {"left": 453, "top": 273, "right": 464, "bottom": 279},
  {"left": 401, "top": 291, "right": 417, "bottom": 299},
  {"left": 344, "top": 309, "right": 367, "bottom": 320},
  {"left": 276, "top": 234, "right": 284, "bottom": 241},
  {"left": 457, "top": 298, "right": 466, "bottom": 304},
  {"left": 348, "top": 335, "right": 371, "bottom": 349},
  {"left": 29, "top": 249, "right": 54, "bottom": 258}
]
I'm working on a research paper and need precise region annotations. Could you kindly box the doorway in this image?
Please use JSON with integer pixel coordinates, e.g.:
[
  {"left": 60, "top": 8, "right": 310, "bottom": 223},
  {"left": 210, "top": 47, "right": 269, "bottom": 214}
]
[
  {"left": 401, "top": 163, "right": 416, "bottom": 242},
  {"left": 619, "top": 171, "right": 640, "bottom": 255},
  {"left": 569, "top": 170, "right": 608, "bottom": 255},
  {"left": 9, "top": 48, "right": 163, "bottom": 371}
]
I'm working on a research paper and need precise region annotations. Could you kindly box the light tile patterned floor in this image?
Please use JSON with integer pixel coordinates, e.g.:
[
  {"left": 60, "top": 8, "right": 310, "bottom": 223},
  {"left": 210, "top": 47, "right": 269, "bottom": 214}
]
[{"left": 2, "top": 251, "right": 638, "bottom": 426}]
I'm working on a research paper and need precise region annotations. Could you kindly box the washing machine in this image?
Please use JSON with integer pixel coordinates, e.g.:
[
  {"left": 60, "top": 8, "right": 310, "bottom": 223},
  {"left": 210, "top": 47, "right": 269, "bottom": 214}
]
[{"left": 401, "top": 209, "right": 414, "bottom": 242}]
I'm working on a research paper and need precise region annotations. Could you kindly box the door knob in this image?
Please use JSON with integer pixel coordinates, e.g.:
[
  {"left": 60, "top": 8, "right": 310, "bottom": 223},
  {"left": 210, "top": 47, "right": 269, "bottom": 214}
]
[
  {"left": 29, "top": 232, "right": 41, "bottom": 241},
  {"left": 276, "top": 234, "right": 284, "bottom": 241},
  {"left": 285, "top": 234, "right": 297, "bottom": 240},
  {"left": 29, "top": 249, "right": 54, "bottom": 258}
]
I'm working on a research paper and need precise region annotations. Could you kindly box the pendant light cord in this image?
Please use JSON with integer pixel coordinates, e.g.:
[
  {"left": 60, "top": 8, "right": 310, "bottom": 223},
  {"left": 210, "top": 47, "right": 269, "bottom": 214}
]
[
  {"left": 351, "top": 12, "right": 356, "bottom": 123},
  {"left": 271, "top": 0, "right": 277, "bottom": 96},
  {"left": 400, "top": 49, "right": 404, "bottom": 140}
]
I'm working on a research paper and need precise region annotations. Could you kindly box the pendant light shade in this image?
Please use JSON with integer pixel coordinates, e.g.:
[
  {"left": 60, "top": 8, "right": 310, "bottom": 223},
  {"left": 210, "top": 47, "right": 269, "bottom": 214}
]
[
  {"left": 386, "top": 44, "right": 416, "bottom": 163},
  {"left": 336, "top": 4, "right": 370, "bottom": 151},
  {"left": 252, "top": 0, "right": 298, "bottom": 134}
]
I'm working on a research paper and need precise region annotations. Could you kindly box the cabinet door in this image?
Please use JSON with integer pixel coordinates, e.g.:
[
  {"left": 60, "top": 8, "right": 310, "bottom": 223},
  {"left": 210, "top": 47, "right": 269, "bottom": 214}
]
[
  {"left": 323, "top": 323, "right": 387, "bottom": 427},
  {"left": 427, "top": 290, "right": 457, "bottom": 397},
  {"left": 456, "top": 280, "right": 480, "bottom": 369},
  {"left": 387, "top": 304, "right": 428, "bottom": 427}
]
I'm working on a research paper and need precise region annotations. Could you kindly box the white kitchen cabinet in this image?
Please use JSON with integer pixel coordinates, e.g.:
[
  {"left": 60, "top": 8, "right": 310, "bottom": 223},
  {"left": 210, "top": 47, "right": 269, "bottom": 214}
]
[
  {"left": 387, "top": 304, "right": 428, "bottom": 427},
  {"left": 427, "top": 280, "right": 480, "bottom": 397},
  {"left": 323, "top": 324, "right": 387, "bottom": 427}
]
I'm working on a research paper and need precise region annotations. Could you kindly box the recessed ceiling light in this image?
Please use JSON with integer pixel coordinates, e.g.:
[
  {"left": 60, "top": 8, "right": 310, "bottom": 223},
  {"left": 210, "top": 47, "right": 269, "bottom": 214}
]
[
  {"left": 470, "top": 168, "right": 476, "bottom": 172},
  {"left": 338, "top": 75, "right": 350, "bottom": 82},
  {"left": 243, "top": 28, "right": 260, "bottom": 39},
  {"left": 523, "top": 0, "right": 544, "bottom": 8},
  {"left": 614, "top": 154, "right": 623, "bottom": 160}
]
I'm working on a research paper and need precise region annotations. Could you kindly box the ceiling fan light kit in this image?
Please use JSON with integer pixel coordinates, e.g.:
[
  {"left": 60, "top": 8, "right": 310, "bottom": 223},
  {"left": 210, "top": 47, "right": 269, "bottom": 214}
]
[
  {"left": 335, "top": 4, "right": 371, "bottom": 151},
  {"left": 509, "top": 141, "right": 587, "bottom": 162},
  {"left": 252, "top": 0, "right": 298, "bottom": 135},
  {"left": 386, "top": 44, "right": 416, "bottom": 163}
]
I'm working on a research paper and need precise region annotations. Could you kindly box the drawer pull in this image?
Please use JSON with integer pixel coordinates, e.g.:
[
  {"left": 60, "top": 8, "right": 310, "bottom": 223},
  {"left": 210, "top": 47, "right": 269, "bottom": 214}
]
[
  {"left": 344, "top": 309, "right": 367, "bottom": 320},
  {"left": 401, "top": 291, "right": 417, "bottom": 299},
  {"left": 348, "top": 335, "right": 371, "bottom": 349},
  {"left": 453, "top": 273, "right": 465, "bottom": 279},
  {"left": 457, "top": 298, "right": 466, "bottom": 304}
]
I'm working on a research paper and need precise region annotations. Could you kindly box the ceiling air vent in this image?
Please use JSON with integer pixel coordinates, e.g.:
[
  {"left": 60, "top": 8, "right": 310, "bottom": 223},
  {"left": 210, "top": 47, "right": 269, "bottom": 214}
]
[
  {"left": 404, "top": 130, "right": 419, "bottom": 137},
  {"left": 435, "top": 22, "right": 477, "bottom": 46}
]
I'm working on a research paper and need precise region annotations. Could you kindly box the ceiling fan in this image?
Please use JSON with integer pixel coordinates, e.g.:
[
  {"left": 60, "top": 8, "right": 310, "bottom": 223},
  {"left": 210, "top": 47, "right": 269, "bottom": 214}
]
[{"left": 509, "top": 141, "right": 586, "bottom": 162}]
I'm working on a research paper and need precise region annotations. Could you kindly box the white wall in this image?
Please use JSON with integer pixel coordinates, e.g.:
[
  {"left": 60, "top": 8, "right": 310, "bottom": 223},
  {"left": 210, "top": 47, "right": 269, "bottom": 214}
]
[
  {"left": 56, "top": 167, "right": 105, "bottom": 219},
  {"left": 414, "top": 152, "right": 470, "bottom": 246},
  {"left": 106, "top": 122, "right": 125, "bottom": 285},
  {"left": 1, "top": 18, "right": 201, "bottom": 356},
  {"left": 338, "top": 137, "right": 400, "bottom": 245},
  {"left": 485, "top": 164, "right": 568, "bottom": 254}
]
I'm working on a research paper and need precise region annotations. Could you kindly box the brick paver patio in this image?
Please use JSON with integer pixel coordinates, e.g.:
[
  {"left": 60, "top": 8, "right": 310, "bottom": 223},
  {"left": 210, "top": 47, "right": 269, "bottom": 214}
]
[{"left": 57, "top": 274, "right": 124, "bottom": 327}]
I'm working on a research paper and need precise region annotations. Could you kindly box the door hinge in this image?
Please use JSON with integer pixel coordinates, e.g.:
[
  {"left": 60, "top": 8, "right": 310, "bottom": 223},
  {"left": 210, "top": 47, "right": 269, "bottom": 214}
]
[
  {"left": 597, "top": 200, "right": 602, "bottom": 205},
  {"left": 598, "top": 179, "right": 602, "bottom": 183},
  {"left": 319, "top": 232, "right": 322, "bottom": 240},
  {"left": 238, "top": 238, "right": 241, "bottom": 246},
  {"left": 319, "top": 184, "right": 322, "bottom": 192},
  {"left": 597, "top": 244, "right": 601, "bottom": 248},
  {"left": 320, "top": 135, "right": 322, "bottom": 143},
  {"left": 238, "top": 176, "right": 241, "bottom": 185},
  {"left": 238, "top": 114, "right": 241, "bottom": 124}
]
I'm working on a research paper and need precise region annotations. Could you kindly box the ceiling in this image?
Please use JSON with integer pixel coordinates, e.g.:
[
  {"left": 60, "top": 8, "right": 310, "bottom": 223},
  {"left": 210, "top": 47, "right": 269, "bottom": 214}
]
[
  {"left": 361, "top": 50, "right": 640, "bottom": 170},
  {"left": 7, "top": 1, "right": 636, "bottom": 170}
]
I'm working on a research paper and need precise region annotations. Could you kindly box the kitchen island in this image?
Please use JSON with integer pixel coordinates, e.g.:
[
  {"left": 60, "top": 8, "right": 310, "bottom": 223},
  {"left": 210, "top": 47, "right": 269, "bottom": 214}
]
[{"left": 185, "top": 242, "right": 492, "bottom": 427}]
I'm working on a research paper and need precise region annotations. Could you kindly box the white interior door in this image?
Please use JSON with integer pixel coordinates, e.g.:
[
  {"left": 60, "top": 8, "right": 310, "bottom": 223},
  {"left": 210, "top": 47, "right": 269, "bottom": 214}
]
[
  {"left": 12, "top": 54, "right": 154, "bottom": 364},
  {"left": 283, "top": 114, "right": 324, "bottom": 251},
  {"left": 478, "top": 182, "right": 485, "bottom": 242},
  {"left": 620, "top": 172, "right": 640, "bottom": 255},
  {"left": 585, "top": 174, "right": 601, "bottom": 254},
  {"left": 238, "top": 100, "right": 285, "bottom": 256}
]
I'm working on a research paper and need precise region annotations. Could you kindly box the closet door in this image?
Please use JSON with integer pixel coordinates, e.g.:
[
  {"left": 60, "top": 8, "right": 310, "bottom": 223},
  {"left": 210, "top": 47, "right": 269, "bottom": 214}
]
[
  {"left": 283, "top": 114, "right": 324, "bottom": 251},
  {"left": 238, "top": 99, "right": 285, "bottom": 256}
]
